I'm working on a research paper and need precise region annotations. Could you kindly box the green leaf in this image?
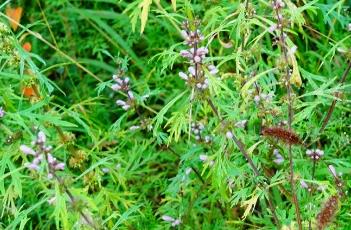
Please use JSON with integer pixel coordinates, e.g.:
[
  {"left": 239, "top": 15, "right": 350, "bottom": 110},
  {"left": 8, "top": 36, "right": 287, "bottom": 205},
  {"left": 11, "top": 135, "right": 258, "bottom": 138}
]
[{"left": 139, "top": 0, "right": 152, "bottom": 34}]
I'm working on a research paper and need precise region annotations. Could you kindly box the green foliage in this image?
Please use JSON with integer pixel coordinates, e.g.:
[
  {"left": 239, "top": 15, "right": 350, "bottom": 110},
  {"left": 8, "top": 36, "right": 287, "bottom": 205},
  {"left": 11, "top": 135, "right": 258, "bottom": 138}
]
[{"left": 0, "top": 0, "right": 350, "bottom": 229}]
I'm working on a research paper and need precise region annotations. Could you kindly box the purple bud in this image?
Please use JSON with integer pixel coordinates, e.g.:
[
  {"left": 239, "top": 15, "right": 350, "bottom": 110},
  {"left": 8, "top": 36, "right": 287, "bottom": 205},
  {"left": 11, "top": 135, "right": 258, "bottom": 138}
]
[
  {"left": 172, "top": 219, "right": 181, "bottom": 226},
  {"left": 127, "top": 91, "right": 134, "bottom": 100},
  {"left": 47, "top": 153, "right": 55, "bottom": 164},
  {"left": 199, "top": 154, "right": 208, "bottom": 161},
  {"left": 197, "top": 47, "right": 208, "bottom": 56},
  {"left": 32, "top": 156, "right": 43, "bottom": 165},
  {"left": 226, "top": 131, "right": 233, "bottom": 139},
  {"left": 37, "top": 131, "right": 46, "bottom": 143},
  {"left": 208, "top": 65, "right": 218, "bottom": 75},
  {"left": 268, "top": 24, "right": 277, "bottom": 33},
  {"left": 20, "top": 145, "right": 36, "bottom": 155},
  {"left": 273, "top": 158, "right": 284, "bottom": 164},
  {"left": 300, "top": 180, "right": 309, "bottom": 189},
  {"left": 180, "top": 50, "right": 192, "bottom": 59},
  {"left": 194, "top": 55, "right": 201, "bottom": 63},
  {"left": 180, "top": 30, "right": 188, "bottom": 39},
  {"left": 328, "top": 165, "right": 337, "bottom": 178},
  {"left": 47, "top": 173, "right": 54, "bottom": 180},
  {"left": 162, "top": 215, "right": 175, "bottom": 222},
  {"left": 55, "top": 163, "right": 65, "bottom": 171},
  {"left": 111, "top": 83, "right": 121, "bottom": 91},
  {"left": 116, "top": 100, "right": 127, "bottom": 106},
  {"left": 26, "top": 162, "right": 40, "bottom": 171},
  {"left": 0, "top": 107, "right": 5, "bottom": 118},
  {"left": 179, "top": 72, "right": 188, "bottom": 80},
  {"left": 188, "top": 66, "right": 196, "bottom": 76}
]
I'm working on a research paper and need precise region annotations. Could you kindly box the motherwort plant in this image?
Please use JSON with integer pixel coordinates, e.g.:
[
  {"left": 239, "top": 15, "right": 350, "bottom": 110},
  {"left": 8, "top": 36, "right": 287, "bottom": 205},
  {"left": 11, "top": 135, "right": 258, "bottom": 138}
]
[
  {"left": 178, "top": 19, "right": 218, "bottom": 92},
  {"left": 20, "top": 131, "right": 97, "bottom": 229},
  {"left": 177, "top": 18, "right": 280, "bottom": 226}
]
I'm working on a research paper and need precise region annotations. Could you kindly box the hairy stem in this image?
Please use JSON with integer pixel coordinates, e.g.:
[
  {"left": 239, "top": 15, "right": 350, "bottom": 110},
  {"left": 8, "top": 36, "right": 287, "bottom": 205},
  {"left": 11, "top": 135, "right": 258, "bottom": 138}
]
[
  {"left": 274, "top": 5, "right": 302, "bottom": 229},
  {"left": 319, "top": 61, "right": 351, "bottom": 133},
  {"left": 206, "top": 98, "right": 279, "bottom": 226},
  {"left": 308, "top": 160, "right": 316, "bottom": 230}
]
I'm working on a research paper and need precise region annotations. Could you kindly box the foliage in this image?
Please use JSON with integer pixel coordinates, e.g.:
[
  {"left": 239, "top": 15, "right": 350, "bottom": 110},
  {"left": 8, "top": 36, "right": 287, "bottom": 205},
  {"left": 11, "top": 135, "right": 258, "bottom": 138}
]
[{"left": 0, "top": 0, "right": 350, "bottom": 229}]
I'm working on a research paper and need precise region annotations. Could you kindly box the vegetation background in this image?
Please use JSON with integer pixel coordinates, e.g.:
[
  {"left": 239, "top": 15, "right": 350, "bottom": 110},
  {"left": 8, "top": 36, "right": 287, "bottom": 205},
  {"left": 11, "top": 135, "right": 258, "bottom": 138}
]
[{"left": 0, "top": 0, "right": 350, "bottom": 229}]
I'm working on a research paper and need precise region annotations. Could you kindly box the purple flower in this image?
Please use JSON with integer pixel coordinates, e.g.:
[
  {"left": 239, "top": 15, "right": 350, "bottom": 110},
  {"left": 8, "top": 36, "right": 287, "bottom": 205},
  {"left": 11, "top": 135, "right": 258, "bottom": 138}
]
[
  {"left": 0, "top": 107, "right": 5, "bottom": 118},
  {"left": 272, "top": 0, "right": 285, "bottom": 9},
  {"left": 54, "top": 163, "right": 65, "bottom": 171},
  {"left": 161, "top": 215, "right": 181, "bottom": 226},
  {"left": 300, "top": 180, "right": 309, "bottom": 189},
  {"left": 273, "top": 149, "right": 284, "bottom": 164},
  {"left": 208, "top": 65, "right": 218, "bottom": 75},
  {"left": 226, "top": 131, "right": 233, "bottom": 139},
  {"left": 127, "top": 91, "right": 134, "bottom": 100},
  {"left": 37, "top": 131, "right": 46, "bottom": 144},
  {"left": 20, "top": 145, "right": 36, "bottom": 155},
  {"left": 328, "top": 165, "right": 337, "bottom": 178},
  {"left": 178, "top": 72, "right": 188, "bottom": 81},
  {"left": 111, "top": 75, "right": 130, "bottom": 92},
  {"left": 180, "top": 50, "right": 192, "bottom": 59},
  {"left": 25, "top": 162, "right": 40, "bottom": 171},
  {"left": 306, "top": 149, "right": 324, "bottom": 161},
  {"left": 116, "top": 100, "right": 131, "bottom": 110},
  {"left": 162, "top": 215, "right": 175, "bottom": 222}
]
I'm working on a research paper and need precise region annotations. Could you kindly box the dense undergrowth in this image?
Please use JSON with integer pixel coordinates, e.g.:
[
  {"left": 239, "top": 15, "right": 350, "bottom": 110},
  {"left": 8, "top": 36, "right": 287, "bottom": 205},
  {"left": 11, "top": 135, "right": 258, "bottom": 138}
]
[{"left": 0, "top": 0, "right": 350, "bottom": 229}]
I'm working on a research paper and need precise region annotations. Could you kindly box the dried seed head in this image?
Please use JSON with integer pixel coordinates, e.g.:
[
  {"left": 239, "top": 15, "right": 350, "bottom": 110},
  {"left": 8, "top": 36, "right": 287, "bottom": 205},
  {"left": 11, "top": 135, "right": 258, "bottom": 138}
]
[
  {"left": 261, "top": 126, "right": 301, "bottom": 145},
  {"left": 316, "top": 195, "right": 339, "bottom": 230}
]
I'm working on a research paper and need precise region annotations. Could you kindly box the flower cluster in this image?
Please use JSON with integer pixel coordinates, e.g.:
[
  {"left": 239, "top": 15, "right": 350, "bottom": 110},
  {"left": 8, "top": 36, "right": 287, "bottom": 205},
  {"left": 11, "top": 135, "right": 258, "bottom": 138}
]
[
  {"left": 273, "top": 149, "right": 284, "bottom": 164},
  {"left": 191, "top": 122, "right": 212, "bottom": 143},
  {"left": 271, "top": 0, "right": 285, "bottom": 10},
  {"left": 111, "top": 74, "right": 134, "bottom": 110},
  {"left": 20, "top": 131, "right": 65, "bottom": 178},
  {"left": 178, "top": 20, "right": 218, "bottom": 90},
  {"left": 306, "top": 149, "right": 324, "bottom": 161},
  {"left": 191, "top": 122, "right": 204, "bottom": 139},
  {"left": 253, "top": 92, "right": 274, "bottom": 105},
  {"left": 161, "top": 215, "right": 181, "bottom": 227},
  {"left": 0, "top": 106, "right": 5, "bottom": 118}
]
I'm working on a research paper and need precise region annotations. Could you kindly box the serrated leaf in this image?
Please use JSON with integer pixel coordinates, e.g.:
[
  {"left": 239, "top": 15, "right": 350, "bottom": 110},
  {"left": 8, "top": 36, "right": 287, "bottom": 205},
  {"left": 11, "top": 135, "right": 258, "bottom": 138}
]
[
  {"left": 171, "top": 0, "right": 176, "bottom": 11},
  {"left": 139, "top": 0, "right": 152, "bottom": 34}
]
